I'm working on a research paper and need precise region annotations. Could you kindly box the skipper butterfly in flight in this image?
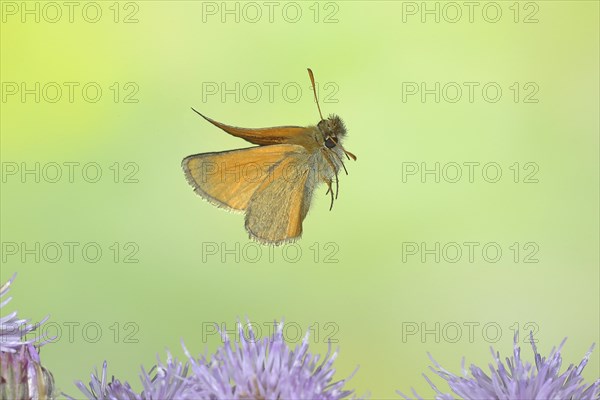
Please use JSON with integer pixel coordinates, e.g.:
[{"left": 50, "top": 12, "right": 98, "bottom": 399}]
[{"left": 182, "top": 69, "right": 356, "bottom": 245}]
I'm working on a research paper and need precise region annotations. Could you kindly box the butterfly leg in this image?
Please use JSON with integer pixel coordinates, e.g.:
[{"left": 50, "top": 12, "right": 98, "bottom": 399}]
[
  {"left": 329, "top": 150, "right": 348, "bottom": 176},
  {"left": 321, "top": 148, "right": 340, "bottom": 200},
  {"left": 325, "top": 178, "right": 335, "bottom": 211}
]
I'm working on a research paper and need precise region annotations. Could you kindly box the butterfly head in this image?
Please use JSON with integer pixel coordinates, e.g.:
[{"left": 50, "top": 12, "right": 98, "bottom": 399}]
[
  {"left": 318, "top": 114, "right": 346, "bottom": 149},
  {"left": 307, "top": 68, "right": 356, "bottom": 162}
]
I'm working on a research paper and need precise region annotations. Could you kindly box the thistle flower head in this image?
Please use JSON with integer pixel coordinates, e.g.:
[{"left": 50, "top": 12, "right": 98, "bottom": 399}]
[
  {"left": 0, "top": 274, "right": 55, "bottom": 399},
  {"left": 140, "top": 353, "right": 190, "bottom": 399},
  {"left": 0, "top": 343, "right": 56, "bottom": 400},
  {"left": 399, "top": 332, "right": 600, "bottom": 400},
  {"left": 65, "top": 353, "right": 188, "bottom": 400},
  {"left": 70, "top": 320, "right": 360, "bottom": 400},
  {"left": 1, "top": 273, "right": 51, "bottom": 353},
  {"left": 182, "top": 320, "right": 357, "bottom": 400}
]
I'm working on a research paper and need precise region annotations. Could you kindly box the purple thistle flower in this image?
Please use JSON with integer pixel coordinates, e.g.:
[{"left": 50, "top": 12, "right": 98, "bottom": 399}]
[
  {"left": 65, "top": 353, "right": 189, "bottom": 400},
  {"left": 181, "top": 320, "right": 358, "bottom": 400},
  {"left": 0, "top": 274, "right": 55, "bottom": 399},
  {"left": 70, "top": 320, "right": 360, "bottom": 400},
  {"left": 0, "top": 343, "right": 56, "bottom": 400},
  {"left": 399, "top": 332, "right": 600, "bottom": 400},
  {"left": 1, "top": 273, "right": 51, "bottom": 353}
]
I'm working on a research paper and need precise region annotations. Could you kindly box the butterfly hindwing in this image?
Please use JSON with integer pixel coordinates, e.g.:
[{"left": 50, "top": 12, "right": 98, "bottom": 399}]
[{"left": 244, "top": 153, "right": 313, "bottom": 244}]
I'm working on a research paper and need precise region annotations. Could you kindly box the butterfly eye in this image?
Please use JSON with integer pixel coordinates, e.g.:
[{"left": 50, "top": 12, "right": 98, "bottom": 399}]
[{"left": 325, "top": 137, "right": 337, "bottom": 149}]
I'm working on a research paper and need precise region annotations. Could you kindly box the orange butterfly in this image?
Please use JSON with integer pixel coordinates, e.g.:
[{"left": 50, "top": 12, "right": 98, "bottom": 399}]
[{"left": 182, "top": 69, "right": 356, "bottom": 245}]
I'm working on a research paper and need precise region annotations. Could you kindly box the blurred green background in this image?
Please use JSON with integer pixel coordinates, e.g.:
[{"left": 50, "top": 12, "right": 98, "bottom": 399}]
[{"left": 1, "top": 1, "right": 598, "bottom": 398}]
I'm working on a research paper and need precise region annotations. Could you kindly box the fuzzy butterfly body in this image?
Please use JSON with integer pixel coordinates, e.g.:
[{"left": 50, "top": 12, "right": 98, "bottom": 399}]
[{"left": 182, "top": 69, "right": 356, "bottom": 245}]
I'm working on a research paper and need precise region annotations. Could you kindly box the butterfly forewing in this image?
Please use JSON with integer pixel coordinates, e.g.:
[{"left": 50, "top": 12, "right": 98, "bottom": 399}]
[
  {"left": 192, "top": 110, "right": 309, "bottom": 146},
  {"left": 182, "top": 144, "right": 305, "bottom": 212}
]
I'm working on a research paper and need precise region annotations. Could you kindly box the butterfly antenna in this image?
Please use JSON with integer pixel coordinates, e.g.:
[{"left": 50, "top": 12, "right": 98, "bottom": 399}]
[{"left": 307, "top": 68, "right": 324, "bottom": 121}]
